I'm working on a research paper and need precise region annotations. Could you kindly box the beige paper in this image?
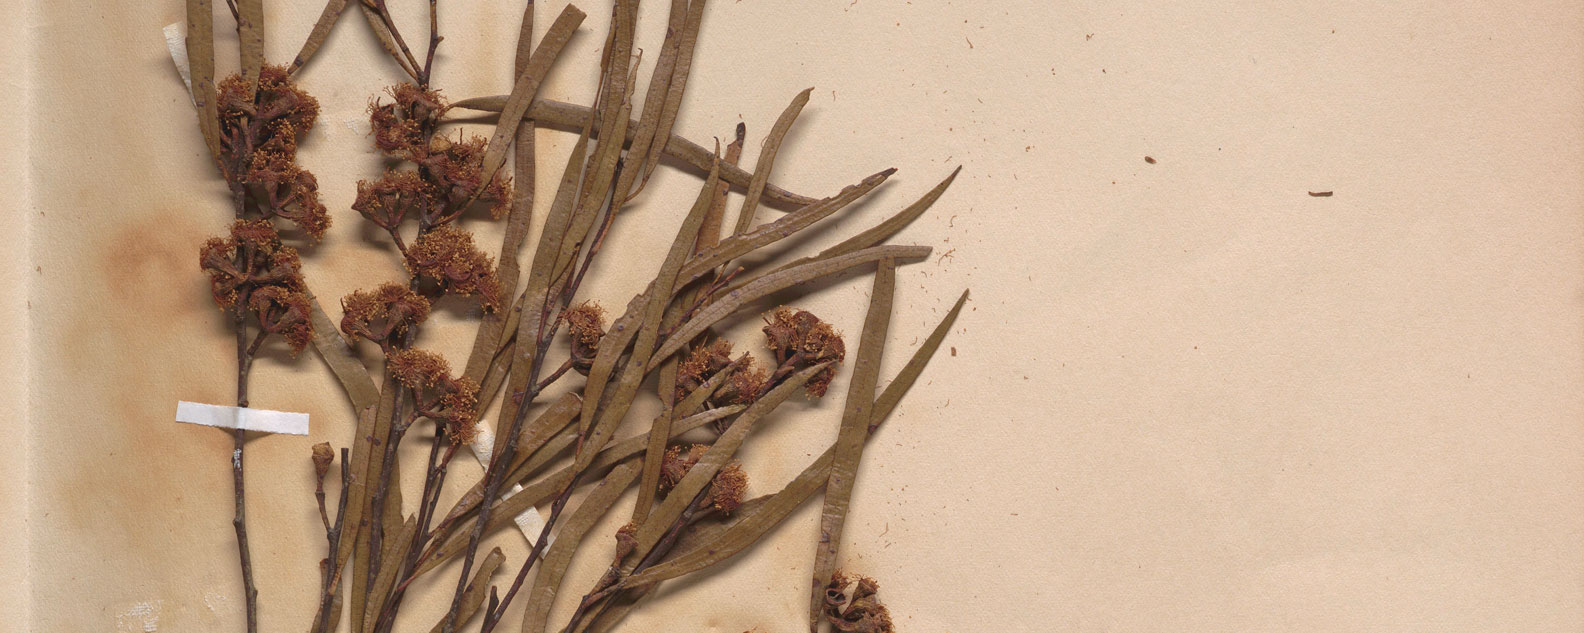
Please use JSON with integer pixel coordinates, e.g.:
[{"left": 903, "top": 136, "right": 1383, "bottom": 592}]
[{"left": 12, "top": 1, "right": 1583, "bottom": 632}]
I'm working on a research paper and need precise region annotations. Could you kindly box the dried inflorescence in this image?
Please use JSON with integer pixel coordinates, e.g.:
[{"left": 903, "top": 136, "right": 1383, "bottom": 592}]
[
  {"left": 418, "top": 134, "right": 513, "bottom": 221},
  {"left": 823, "top": 572, "right": 895, "bottom": 633},
  {"left": 404, "top": 226, "right": 503, "bottom": 310},
  {"left": 704, "top": 463, "right": 748, "bottom": 514},
  {"left": 249, "top": 285, "right": 313, "bottom": 356},
  {"left": 565, "top": 301, "right": 607, "bottom": 375},
  {"left": 386, "top": 348, "right": 481, "bottom": 444},
  {"left": 675, "top": 340, "right": 766, "bottom": 406},
  {"left": 366, "top": 85, "right": 511, "bottom": 228},
  {"left": 340, "top": 283, "right": 432, "bottom": 350},
  {"left": 370, "top": 83, "right": 444, "bottom": 159},
  {"left": 764, "top": 307, "right": 847, "bottom": 397},
  {"left": 199, "top": 219, "right": 306, "bottom": 310},
  {"left": 353, "top": 169, "right": 429, "bottom": 231},
  {"left": 658, "top": 444, "right": 710, "bottom": 496},
  {"left": 657, "top": 445, "right": 747, "bottom": 514},
  {"left": 216, "top": 65, "right": 330, "bottom": 239}
]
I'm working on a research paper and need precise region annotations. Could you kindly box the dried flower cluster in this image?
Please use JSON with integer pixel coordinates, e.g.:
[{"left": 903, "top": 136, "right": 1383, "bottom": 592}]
[
  {"left": 199, "top": 219, "right": 313, "bottom": 355},
  {"left": 340, "top": 283, "right": 432, "bottom": 351},
  {"left": 217, "top": 65, "right": 330, "bottom": 239},
  {"left": 822, "top": 572, "right": 895, "bottom": 633},
  {"left": 403, "top": 226, "right": 503, "bottom": 310},
  {"left": 565, "top": 301, "right": 607, "bottom": 375},
  {"left": 387, "top": 348, "right": 481, "bottom": 444},
  {"left": 764, "top": 307, "right": 847, "bottom": 397},
  {"left": 675, "top": 340, "right": 766, "bottom": 406},
  {"left": 356, "top": 85, "right": 511, "bottom": 231}
]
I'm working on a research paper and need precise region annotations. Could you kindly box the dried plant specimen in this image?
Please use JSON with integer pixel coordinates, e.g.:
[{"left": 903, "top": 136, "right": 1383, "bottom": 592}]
[{"left": 174, "top": 1, "right": 967, "bottom": 632}]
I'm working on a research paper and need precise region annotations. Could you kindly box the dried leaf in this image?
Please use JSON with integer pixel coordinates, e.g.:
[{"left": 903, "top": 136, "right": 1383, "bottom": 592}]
[
  {"left": 809, "top": 259, "right": 896, "bottom": 626},
  {"left": 734, "top": 88, "right": 812, "bottom": 234},
  {"left": 428, "top": 547, "right": 506, "bottom": 633},
  {"left": 358, "top": 3, "right": 417, "bottom": 80},
  {"left": 448, "top": 96, "right": 819, "bottom": 207},
  {"left": 236, "top": 0, "right": 265, "bottom": 93},
  {"left": 636, "top": 0, "right": 709, "bottom": 187},
  {"left": 520, "top": 462, "right": 642, "bottom": 633},
  {"left": 185, "top": 0, "right": 221, "bottom": 162},
  {"left": 305, "top": 290, "right": 380, "bottom": 412},
  {"left": 651, "top": 244, "right": 931, "bottom": 367},
  {"left": 289, "top": 0, "right": 348, "bottom": 74},
  {"left": 626, "top": 363, "right": 829, "bottom": 565},
  {"left": 481, "top": 5, "right": 587, "bottom": 181},
  {"left": 675, "top": 168, "right": 894, "bottom": 287},
  {"left": 361, "top": 514, "right": 416, "bottom": 633},
  {"left": 573, "top": 157, "right": 721, "bottom": 479},
  {"left": 607, "top": 0, "right": 691, "bottom": 205}
]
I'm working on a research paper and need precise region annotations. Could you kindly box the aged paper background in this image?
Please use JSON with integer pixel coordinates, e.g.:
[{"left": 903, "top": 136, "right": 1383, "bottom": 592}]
[{"left": 13, "top": 1, "right": 1583, "bottom": 632}]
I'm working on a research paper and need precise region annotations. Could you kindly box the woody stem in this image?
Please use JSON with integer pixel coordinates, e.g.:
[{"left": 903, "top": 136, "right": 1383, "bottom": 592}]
[{"left": 233, "top": 302, "right": 259, "bottom": 633}]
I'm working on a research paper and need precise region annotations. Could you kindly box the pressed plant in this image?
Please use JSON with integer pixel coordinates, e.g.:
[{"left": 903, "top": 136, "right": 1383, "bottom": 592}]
[{"left": 181, "top": 1, "right": 966, "bottom": 632}]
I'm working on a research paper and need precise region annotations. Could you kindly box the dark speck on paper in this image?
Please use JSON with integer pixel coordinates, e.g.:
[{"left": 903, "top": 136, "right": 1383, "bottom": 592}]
[{"left": 1308, "top": 191, "right": 1334, "bottom": 197}]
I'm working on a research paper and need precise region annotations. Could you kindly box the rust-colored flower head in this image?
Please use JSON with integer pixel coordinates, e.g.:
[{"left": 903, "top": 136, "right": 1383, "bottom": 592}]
[
  {"left": 404, "top": 226, "right": 502, "bottom": 310},
  {"left": 245, "top": 149, "right": 331, "bottom": 240},
  {"left": 370, "top": 83, "right": 444, "bottom": 158},
  {"left": 716, "top": 355, "right": 768, "bottom": 407},
  {"left": 565, "top": 301, "right": 607, "bottom": 375},
  {"left": 658, "top": 444, "right": 710, "bottom": 496},
  {"left": 249, "top": 285, "right": 314, "bottom": 356},
  {"left": 199, "top": 219, "right": 304, "bottom": 309},
  {"left": 386, "top": 348, "right": 481, "bottom": 444},
  {"left": 823, "top": 572, "right": 893, "bottom": 633},
  {"left": 675, "top": 339, "right": 741, "bottom": 404},
  {"left": 417, "top": 134, "right": 512, "bottom": 224},
  {"left": 340, "top": 283, "right": 431, "bottom": 349},
  {"left": 217, "top": 65, "right": 321, "bottom": 165},
  {"left": 353, "top": 169, "right": 430, "bottom": 231},
  {"left": 763, "top": 307, "right": 846, "bottom": 397},
  {"left": 311, "top": 442, "right": 335, "bottom": 482},
  {"left": 705, "top": 463, "right": 748, "bottom": 515}
]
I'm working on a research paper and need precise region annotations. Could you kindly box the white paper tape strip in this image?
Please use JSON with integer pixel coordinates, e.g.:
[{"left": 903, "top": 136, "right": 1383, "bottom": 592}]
[
  {"left": 176, "top": 401, "right": 310, "bottom": 435},
  {"left": 163, "top": 23, "right": 194, "bottom": 102},
  {"left": 471, "top": 422, "right": 550, "bottom": 544}
]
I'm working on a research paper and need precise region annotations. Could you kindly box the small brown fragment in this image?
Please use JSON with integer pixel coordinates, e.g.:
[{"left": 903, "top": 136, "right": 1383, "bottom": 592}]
[
  {"left": 1308, "top": 190, "right": 1334, "bottom": 197},
  {"left": 1144, "top": 156, "right": 1156, "bottom": 164}
]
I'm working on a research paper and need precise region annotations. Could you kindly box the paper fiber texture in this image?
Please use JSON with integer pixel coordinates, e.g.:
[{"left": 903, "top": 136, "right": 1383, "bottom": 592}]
[
  {"left": 175, "top": 401, "right": 310, "bottom": 436},
  {"left": 10, "top": 1, "right": 1584, "bottom": 632}
]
